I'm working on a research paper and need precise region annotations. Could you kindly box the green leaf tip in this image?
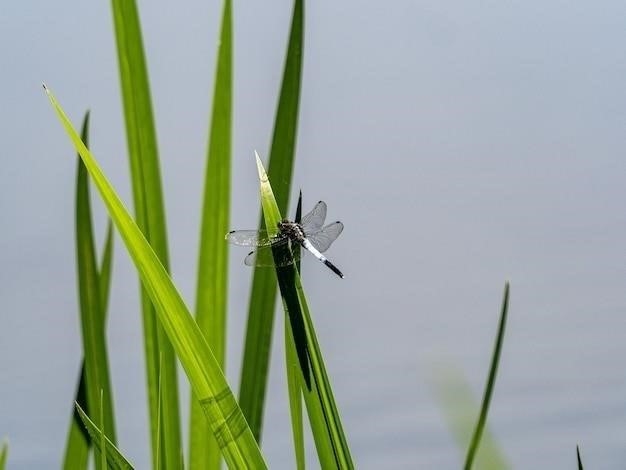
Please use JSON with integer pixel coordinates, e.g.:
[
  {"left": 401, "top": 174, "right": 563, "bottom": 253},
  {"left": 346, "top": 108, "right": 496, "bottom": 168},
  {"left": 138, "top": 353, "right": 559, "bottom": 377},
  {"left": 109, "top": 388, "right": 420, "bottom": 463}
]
[{"left": 255, "top": 150, "right": 269, "bottom": 183}]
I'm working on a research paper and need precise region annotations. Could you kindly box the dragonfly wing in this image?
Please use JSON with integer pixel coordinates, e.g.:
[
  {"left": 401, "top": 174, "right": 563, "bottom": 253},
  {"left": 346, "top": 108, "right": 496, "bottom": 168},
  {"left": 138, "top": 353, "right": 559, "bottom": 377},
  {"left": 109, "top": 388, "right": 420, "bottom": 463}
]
[
  {"left": 305, "top": 221, "right": 344, "bottom": 253},
  {"left": 244, "top": 240, "right": 301, "bottom": 267},
  {"left": 300, "top": 201, "right": 327, "bottom": 233},
  {"left": 226, "top": 229, "right": 273, "bottom": 247}
]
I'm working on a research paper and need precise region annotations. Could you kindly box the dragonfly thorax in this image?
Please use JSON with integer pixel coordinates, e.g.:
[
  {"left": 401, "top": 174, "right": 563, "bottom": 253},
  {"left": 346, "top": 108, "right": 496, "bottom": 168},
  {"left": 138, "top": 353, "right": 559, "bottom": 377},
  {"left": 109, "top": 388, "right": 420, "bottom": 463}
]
[{"left": 278, "top": 220, "right": 305, "bottom": 242}]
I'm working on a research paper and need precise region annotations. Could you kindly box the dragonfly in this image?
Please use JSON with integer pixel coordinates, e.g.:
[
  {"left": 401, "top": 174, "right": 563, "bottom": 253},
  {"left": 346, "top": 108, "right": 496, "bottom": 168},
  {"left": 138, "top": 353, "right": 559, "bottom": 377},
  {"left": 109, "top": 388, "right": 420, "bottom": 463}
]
[{"left": 226, "top": 201, "right": 344, "bottom": 278}]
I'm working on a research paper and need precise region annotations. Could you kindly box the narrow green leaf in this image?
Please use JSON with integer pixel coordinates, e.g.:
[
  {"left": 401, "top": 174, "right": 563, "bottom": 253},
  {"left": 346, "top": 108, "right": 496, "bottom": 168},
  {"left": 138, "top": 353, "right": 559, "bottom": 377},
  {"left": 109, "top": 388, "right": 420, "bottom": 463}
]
[
  {"left": 189, "top": 2, "right": 232, "bottom": 469},
  {"left": 0, "top": 440, "right": 8, "bottom": 470},
  {"left": 99, "top": 221, "right": 114, "bottom": 314},
  {"left": 285, "top": 190, "right": 304, "bottom": 469},
  {"left": 46, "top": 85, "right": 267, "bottom": 469},
  {"left": 64, "top": 112, "right": 94, "bottom": 470},
  {"left": 76, "top": 403, "right": 134, "bottom": 470},
  {"left": 464, "top": 282, "right": 510, "bottom": 470},
  {"left": 239, "top": 0, "right": 304, "bottom": 441},
  {"left": 255, "top": 153, "right": 354, "bottom": 468},
  {"left": 63, "top": 220, "right": 114, "bottom": 470},
  {"left": 64, "top": 115, "right": 116, "bottom": 470},
  {"left": 110, "top": 1, "right": 181, "bottom": 467},
  {"left": 100, "top": 390, "right": 107, "bottom": 470},
  {"left": 64, "top": 370, "right": 90, "bottom": 470},
  {"left": 285, "top": 319, "right": 305, "bottom": 469},
  {"left": 74, "top": 111, "right": 117, "bottom": 468},
  {"left": 156, "top": 355, "right": 164, "bottom": 470},
  {"left": 576, "top": 445, "right": 584, "bottom": 470}
]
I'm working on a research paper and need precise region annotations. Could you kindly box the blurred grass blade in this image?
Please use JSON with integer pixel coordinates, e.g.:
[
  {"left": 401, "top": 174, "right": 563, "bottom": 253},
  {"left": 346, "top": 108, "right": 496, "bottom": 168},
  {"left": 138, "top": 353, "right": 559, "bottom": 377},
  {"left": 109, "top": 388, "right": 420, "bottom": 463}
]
[
  {"left": 45, "top": 86, "right": 267, "bottom": 469},
  {"left": 110, "top": 1, "right": 181, "bottom": 466},
  {"left": 189, "top": 1, "right": 232, "bottom": 469},
  {"left": 255, "top": 153, "right": 353, "bottom": 468},
  {"left": 432, "top": 366, "right": 508, "bottom": 470},
  {"left": 74, "top": 112, "right": 117, "bottom": 468},
  {"left": 239, "top": 0, "right": 304, "bottom": 441},
  {"left": 76, "top": 403, "right": 134, "bottom": 470},
  {"left": 577, "top": 445, "right": 584, "bottom": 470},
  {"left": 464, "top": 282, "right": 510, "bottom": 470},
  {"left": 64, "top": 114, "right": 115, "bottom": 470},
  {"left": 0, "top": 440, "right": 7, "bottom": 470}
]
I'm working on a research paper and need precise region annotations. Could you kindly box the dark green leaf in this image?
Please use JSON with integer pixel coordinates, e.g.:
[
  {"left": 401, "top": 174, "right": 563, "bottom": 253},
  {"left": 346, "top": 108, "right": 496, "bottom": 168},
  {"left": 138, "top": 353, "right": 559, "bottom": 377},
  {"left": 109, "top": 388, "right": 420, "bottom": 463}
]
[
  {"left": 464, "top": 282, "right": 510, "bottom": 470},
  {"left": 256, "top": 154, "right": 353, "bottom": 468},
  {"left": 239, "top": 0, "right": 304, "bottom": 441},
  {"left": 74, "top": 111, "right": 116, "bottom": 469}
]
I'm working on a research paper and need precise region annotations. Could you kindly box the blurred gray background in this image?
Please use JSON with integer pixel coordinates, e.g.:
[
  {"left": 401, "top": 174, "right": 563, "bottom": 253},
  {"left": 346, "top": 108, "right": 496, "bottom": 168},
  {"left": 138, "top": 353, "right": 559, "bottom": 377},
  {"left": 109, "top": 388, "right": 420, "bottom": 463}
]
[{"left": 2, "top": 0, "right": 626, "bottom": 468}]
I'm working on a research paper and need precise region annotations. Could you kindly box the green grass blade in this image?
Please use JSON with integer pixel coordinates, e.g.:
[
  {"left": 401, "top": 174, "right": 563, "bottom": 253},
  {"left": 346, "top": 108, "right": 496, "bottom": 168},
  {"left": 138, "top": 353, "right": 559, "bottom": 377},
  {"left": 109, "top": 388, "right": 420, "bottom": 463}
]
[
  {"left": 239, "top": 0, "right": 304, "bottom": 441},
  {"left": 156, "top": 356, "right": 163, "bottom": 470},
  {"left": 464, "top": 282, "right": 510, "bottom": 470},
  {"left": 64, "top": 221, "right": 114, "bottom": 470},
  {"left": 99, "top": 221, "right": 114, "bottom": 313},
  {"left": 64, "top": 370, "right": 90, "bottom": 470},
  {"left": 189, "top": 2, "right": 232, "bottom": 469},
  {"left": 45, "top": 86, "right": 267, "bottom": 469},
  {"left": 64, "top": 114, "right": 116, "bottom": 470},
  {"left": 285, "top": 190, "right": 304, "bottom": 469},
  {"left": 76, "top": 403, "right": 134, "bottom": 470},
  {"left": 576, "top": 445, "right": 584, "bottom": 470},
  {"left": 100, "top": 391, "right": 108, "bottom": 470},
  {"left": 0, "top": 440, "right": 8, "bottom": 470},
  {"left": 285, "top": 319, "right": 305, "bottom": 469},
  {"left": 110, "top": 1, "right": 181, "bottom": 467},
  {"left": 74, "top": 112, "right": 117, "bottom": 468},
  {"left": 255, "top": 153, "right": 354, "bottom": 468},
  {"left": 64, "top": 112, "right": 94, "bottom": 470}
]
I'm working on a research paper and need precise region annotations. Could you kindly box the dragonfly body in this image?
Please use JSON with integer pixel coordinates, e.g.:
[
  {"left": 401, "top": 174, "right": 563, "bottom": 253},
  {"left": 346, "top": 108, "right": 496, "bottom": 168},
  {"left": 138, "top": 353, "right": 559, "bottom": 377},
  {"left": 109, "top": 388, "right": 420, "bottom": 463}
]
[{"left": 226, "top": 201, "right": 344, "bottom": 278}]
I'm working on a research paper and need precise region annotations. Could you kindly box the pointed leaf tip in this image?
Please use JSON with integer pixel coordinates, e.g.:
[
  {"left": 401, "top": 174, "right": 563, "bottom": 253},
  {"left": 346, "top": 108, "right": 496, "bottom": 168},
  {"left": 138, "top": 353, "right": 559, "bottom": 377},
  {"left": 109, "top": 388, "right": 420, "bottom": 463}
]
[{"left": 255, "top": 151, "right": 269, "bottom": 183}]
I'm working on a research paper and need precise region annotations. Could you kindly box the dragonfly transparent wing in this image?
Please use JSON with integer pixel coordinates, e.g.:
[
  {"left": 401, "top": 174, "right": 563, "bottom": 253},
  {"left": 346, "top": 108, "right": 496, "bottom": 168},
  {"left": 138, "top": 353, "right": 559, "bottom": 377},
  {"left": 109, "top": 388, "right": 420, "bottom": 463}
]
[
  {"left": 300, "top": 201, "right": 327, "bottom": 233},
  {"left": 244, "top": 240, "right": 301, "bottom": 267},
  {"left": 306, "top": 221, "right": 344, "bottom": 253},
  {"left": 225, "top": 229, "right": 276, "bottom": 247}
]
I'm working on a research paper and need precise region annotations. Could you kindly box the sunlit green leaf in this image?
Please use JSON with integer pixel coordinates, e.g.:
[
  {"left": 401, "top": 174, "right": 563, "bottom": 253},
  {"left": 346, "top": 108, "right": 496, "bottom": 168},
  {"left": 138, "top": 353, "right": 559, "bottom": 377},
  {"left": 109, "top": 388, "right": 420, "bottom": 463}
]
[
  {"left": 189, "top": 2, "right": 232, "bottom": 469},
  {"left": 45, "top": 85, "right": 267, "bottom": 469}
]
